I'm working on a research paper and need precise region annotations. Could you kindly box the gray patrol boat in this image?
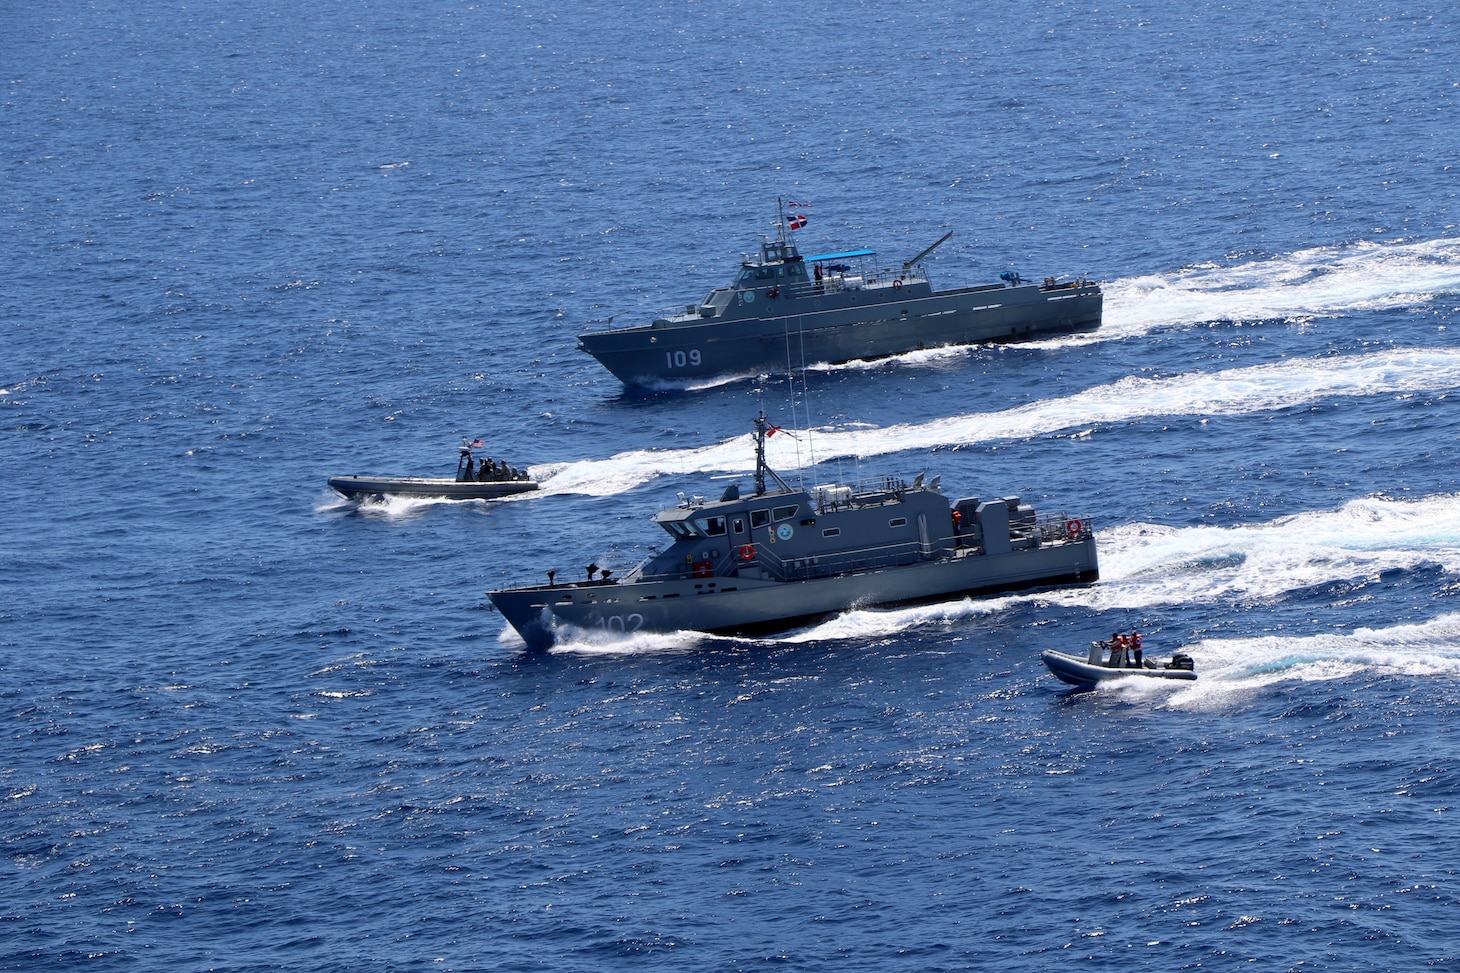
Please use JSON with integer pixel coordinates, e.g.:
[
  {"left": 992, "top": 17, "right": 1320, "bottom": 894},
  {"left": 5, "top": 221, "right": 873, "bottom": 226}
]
[
  {"left": 577, "top": 202, "right": 1102, "bottom": 388},
  {"left": 488, "top": 413, "right": 1098, "bottom": 649},
  {"left": 328, "top": 441, "right": 537, "bottom": 502}
]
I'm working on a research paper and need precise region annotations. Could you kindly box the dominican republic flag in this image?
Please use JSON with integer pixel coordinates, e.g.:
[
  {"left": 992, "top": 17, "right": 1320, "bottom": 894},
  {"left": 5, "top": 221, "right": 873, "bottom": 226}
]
[
  {"left": 470, "top": 439, "right": 485, "bottom": 448},
  {"left": 787, "top": 214, "right": 807, "bottom": 230},
  {"left": 766, "top": 425, "right": 783, "bottom": 437}
]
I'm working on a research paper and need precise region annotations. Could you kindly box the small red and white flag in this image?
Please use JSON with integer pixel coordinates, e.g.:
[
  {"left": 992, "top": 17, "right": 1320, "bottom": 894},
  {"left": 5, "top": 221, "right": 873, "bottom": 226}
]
[
  {"left": 470, "top": 439, "right": 485, "bottom": 448},
  {"left": 787, "top": 214, "right": 807, "bottom": 230}
]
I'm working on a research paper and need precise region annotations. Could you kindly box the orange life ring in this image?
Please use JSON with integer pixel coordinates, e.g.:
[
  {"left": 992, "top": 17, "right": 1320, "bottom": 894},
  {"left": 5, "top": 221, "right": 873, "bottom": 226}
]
[
  {"left": 1066, "top": 519, "right": 1083, "bottom": 537},
  {"left": 892, "top": 279, "right": 903, "bottom": 290},
  {"left": 739, "top": 544, "right": 756, "bottom": 561}
]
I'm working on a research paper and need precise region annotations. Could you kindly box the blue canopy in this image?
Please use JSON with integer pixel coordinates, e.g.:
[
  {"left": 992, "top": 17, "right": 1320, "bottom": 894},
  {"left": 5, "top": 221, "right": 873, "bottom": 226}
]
[{"left": 804, "top": 248, "right": 876, "bottom": 262}]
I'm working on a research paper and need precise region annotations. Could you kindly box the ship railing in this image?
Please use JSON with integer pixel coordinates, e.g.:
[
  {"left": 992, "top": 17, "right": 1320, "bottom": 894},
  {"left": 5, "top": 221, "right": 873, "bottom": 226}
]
[
  {"left": 1037, "top": 275, "right": 1097, "bottom": 291},
  {"left": 812, "top": 475, "right": 910, "bottom": 512},
  {"left": 783, "top": 266, "right": 929, "bottom": 301},
  {"left": 751, "top": 536, "right": 934, "bottom": 582},
  {"left": 954, "top": 511, "right": 1091, "bottom": 554},
  {"left": 1032, "top": 513, "right": 1093, "bottom": 546},
  {"left": 654, "top": 288, "right": 735, "bottom": 323},
  {"left": 623, "top": 512, "right": 1091, "bottom": 585}
]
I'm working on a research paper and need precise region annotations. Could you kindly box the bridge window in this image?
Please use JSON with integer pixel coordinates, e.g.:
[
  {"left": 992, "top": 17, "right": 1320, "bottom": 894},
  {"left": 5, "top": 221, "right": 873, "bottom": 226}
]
[
  {"left": 772, "top": 505, "right": 799, "bottom": 522},
  {"left": 750, "top": 509, "right": 769, "bottom": 528},
  {"left": 696, "top": 516, "right": 727, "bottom": 536}
]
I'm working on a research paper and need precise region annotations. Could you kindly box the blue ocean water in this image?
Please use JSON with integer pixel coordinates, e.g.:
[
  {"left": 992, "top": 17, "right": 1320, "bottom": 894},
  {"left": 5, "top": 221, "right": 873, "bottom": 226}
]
[{"left": 4, "top": 0, "right": 1460, "bottom": 969}]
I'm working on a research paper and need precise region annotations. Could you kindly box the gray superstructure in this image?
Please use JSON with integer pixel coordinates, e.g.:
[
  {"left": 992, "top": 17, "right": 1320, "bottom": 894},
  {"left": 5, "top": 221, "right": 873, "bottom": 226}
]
[
  {"left": 489, "top": 413, "right": 1098, "bottom": 649},
  {"left": 577, "top": 202, "right": 1102, "bottom": 388}
]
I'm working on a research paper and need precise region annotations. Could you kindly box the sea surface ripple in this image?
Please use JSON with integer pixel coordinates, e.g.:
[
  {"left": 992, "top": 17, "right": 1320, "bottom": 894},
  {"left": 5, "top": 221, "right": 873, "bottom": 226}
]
[{"left": 4, "top": 1, "right": 1459, "bottom": 970}]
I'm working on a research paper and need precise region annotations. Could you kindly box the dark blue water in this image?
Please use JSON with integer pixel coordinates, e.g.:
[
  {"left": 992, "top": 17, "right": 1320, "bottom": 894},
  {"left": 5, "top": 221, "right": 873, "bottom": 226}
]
[{"left": 5, "top": 1, "right": 1460, "bottom": 970}]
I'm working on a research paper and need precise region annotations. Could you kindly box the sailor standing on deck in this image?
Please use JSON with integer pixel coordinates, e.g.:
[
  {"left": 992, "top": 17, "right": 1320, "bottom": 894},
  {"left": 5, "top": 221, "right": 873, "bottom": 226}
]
[
  {"left": 1109, "top": 632, "right": 1131, "bottom": 668},
  {"left": 1131, "top": 631, "right": 1144, "bottom": 668}
]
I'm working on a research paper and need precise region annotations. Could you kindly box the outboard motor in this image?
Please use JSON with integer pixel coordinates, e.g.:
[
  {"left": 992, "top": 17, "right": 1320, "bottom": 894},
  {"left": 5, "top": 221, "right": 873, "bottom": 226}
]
[{"left": 1166, "top": 653, "right": 1195, "bottom": 672}]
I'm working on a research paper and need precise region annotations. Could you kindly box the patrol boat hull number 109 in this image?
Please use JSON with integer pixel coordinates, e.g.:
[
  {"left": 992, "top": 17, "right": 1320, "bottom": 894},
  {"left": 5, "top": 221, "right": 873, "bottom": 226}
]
[{"left": 576, "top": 201, "right": 1102, "bottom": 388}]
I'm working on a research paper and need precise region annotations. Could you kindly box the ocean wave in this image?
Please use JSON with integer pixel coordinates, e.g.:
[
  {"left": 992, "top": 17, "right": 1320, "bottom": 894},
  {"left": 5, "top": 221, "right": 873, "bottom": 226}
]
[
  {"left": 1102, "top": 613, "right": 1460, "bottom": 709},
  {"left": 1030, "top": 236, "right": 1460, "bottom": 348},
  {"left": 529, "top": 346, "right": 1460, "bottom": 497}
]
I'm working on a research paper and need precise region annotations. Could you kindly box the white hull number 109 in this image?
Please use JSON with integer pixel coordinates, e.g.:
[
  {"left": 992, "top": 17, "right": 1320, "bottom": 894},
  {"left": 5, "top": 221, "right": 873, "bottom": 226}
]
[{"left": 666, "top": 349, "right": 702, "bottom": 370}]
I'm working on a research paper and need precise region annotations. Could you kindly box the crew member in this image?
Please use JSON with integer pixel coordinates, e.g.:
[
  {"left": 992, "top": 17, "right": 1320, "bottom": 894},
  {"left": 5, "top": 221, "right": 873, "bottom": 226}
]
[{"left": 1108, "top": 632, "right": 1125, "bottom": 668}]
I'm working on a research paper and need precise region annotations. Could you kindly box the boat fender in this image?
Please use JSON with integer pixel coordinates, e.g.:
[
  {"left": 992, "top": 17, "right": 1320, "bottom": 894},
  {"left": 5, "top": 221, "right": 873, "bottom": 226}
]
[
  {"left": 1066, "top": 518, "right": 1082, "bottom": 537},
  {"left": 892, "top": 279, "right": 903, "bottom": 290},
  {"left": 739, "top": 544, "right": 756, "bottom": 561}
]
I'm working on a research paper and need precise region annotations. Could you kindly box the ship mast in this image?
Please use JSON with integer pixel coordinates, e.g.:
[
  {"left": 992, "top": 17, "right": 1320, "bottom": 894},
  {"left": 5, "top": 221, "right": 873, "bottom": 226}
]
[{"left": 753, "top": 410, "right": 791, "bottom": 497}]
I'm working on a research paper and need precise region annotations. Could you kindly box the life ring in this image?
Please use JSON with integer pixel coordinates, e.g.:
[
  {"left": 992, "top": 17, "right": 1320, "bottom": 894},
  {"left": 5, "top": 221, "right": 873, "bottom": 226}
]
[
  {"left": 1066, "top": 519, "right": 1083, "bottom": 537},
  {"left": 892, "top": 279, "right": 903, "bottom": 290},
  {"left": 739, "top": 544, "right": 756, "bottom": 561}
]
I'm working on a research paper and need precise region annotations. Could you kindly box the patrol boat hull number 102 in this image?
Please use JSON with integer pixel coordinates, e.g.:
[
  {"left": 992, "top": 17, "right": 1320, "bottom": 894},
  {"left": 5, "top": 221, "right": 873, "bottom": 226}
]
[
  {"left": 488, "top": 413, "right": 1099, "bottom": 649},
  {"left": 576, "top": 202, "right": 1102, "bottom": 388}
]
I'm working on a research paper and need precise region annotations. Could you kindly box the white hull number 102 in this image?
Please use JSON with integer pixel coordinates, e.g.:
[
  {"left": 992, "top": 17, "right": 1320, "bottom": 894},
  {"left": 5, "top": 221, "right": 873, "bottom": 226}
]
[{"left": 595, "top": 613, "right": 645, "bottom": 633}]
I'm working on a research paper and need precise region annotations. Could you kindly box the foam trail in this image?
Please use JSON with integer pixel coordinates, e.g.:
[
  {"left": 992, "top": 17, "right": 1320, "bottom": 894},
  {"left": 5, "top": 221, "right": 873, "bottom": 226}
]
[
  {"left": 1124, "top": 613, "right": 1460, "bottom": 709},
  {"left": 1068, "top": 491, "right": 1460, "bottom": 609},
  {"left": 1031, "top": 236, "right": 1460, "bottom": 349},
  {"left": 494, "top": 620, "right": 730, "bottom": 656},
  {"left": 534, "top": 347, "right": 1460, "bottom": 497},
  {"left": 756, "top": 492, "right": 1460, "bottom": 646}
]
